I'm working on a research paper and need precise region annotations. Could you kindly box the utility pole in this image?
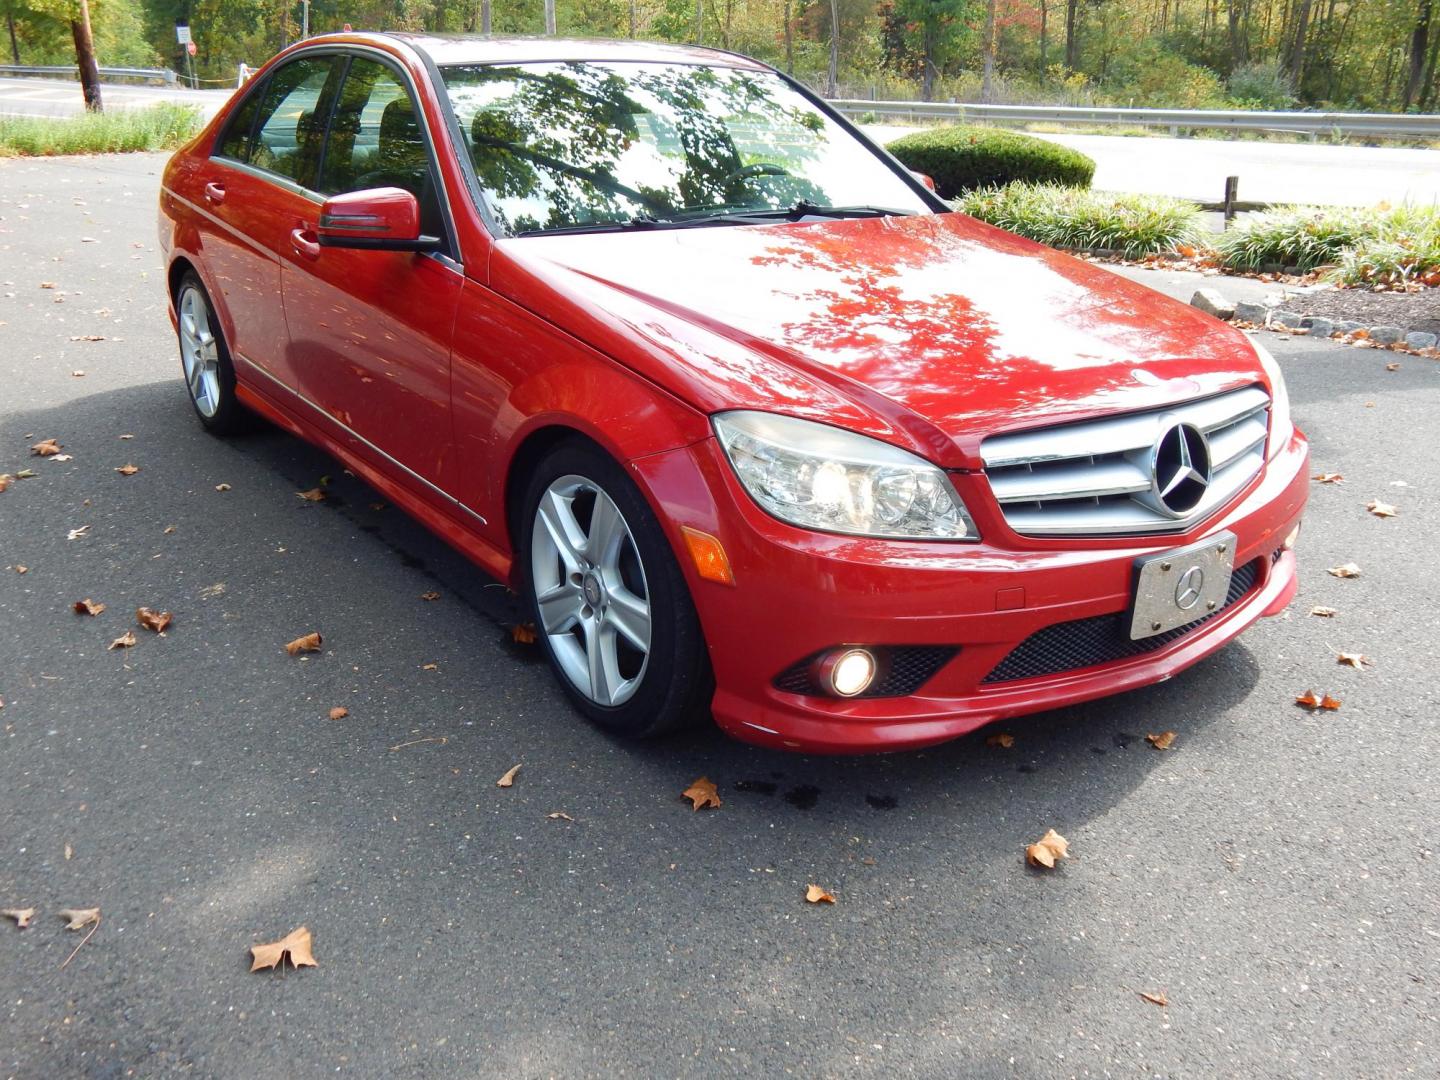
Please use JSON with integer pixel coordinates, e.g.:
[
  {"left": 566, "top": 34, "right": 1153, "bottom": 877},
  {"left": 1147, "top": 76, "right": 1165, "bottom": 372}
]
[
  {"left": 981, "top": 0, "right": 998, "bottom": 103},
  {"left": 629, "top": 0, "right": 637, "bottom": 38},
  {"left": 481, "top": 0, "right": 492, "bottom": 34},
  {"left": 694, "top": 0, "right": 703, "bottom": 44},
  {"left": 544, "top": 0, "right": 556, "bottom": 35},
  {"left": 826, "top": 0, "right": 839, "bottom": 98},
  {"left": 71, "top": 0, "right": 103, "bottom": 112},
  {"left": 301, "top": 0, "right": 310, "bottom": 38}
]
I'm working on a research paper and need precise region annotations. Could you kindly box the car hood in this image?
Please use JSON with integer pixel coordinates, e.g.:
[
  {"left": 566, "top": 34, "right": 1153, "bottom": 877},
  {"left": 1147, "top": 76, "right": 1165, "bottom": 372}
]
[{"left": 491, "top": 212, "right": 1270, "bottom": 469}]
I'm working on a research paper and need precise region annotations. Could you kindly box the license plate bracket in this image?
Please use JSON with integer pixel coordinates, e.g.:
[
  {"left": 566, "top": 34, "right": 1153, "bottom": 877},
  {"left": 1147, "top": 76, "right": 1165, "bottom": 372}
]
[{"left": 1129, "top": 531, "right": 1237, "bottom": 640}]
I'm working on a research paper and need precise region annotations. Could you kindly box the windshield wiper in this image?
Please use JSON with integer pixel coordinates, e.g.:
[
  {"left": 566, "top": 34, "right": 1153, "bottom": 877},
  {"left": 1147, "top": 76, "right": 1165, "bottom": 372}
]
[
  {"left": 513, "top": 203, "right": 915, "bottom": 238},
  {"left": 513, "top": 214, "right": 662, "bottom": 238}
]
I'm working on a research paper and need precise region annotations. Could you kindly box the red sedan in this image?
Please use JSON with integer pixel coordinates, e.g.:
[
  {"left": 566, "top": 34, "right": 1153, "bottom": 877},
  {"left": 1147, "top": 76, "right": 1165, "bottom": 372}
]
[{"left": 158, "top": 33, "right": 1308, "bottom": 752}]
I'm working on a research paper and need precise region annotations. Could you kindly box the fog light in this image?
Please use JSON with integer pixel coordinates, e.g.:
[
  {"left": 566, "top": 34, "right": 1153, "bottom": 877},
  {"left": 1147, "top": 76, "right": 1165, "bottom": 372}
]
[
  {"left": 1283, "top": 521, "right": 1302, "bottom": 550},
  {"left": 818, "top": 648, "right": 877, "bottom": 697}
]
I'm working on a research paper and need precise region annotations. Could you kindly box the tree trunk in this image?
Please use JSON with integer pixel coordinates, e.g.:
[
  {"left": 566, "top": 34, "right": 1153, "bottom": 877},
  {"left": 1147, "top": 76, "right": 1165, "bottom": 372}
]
[
  {"left": 694, "top": 0, "right": 703, "bottom": 44},
  {"left": 629, "top": 0, "right": 636, "bottom": 37},
  {"left": 826, "top": 0, "right": 839, "bottom": 98},
  {"left": 1226, "top": 0, "right": 1248, "bottom": 68},
  {"left": 70, "top": 0, "right": 102, "bottom": 113},
  {"left": 921, "top": 17, "right": 936, "bottom": 101},
  {"left": 1404, "top": 0, "right": 1434, "bottom": 109},
  {"left": 1064, "top": 0, "right": 1080, "bottom": 71},
  {"left": 482, "top": 0, "right": 491, "bottom": 34},
  {"left": 981, "top": 0, "right": 998, "bottom": 102},
  {"left": 1039, "top": 0, "right": 1048, "bottom": 71},
  {"left": 1287, "top": 0, "right": 1313, "bottom": 86},
  {"left": 783, "top": 0, "right": 794, "bottom": 75},
  {"left": 544, "top": 0, "right": 556, "bottom": 35},
  {"left": 722, "top": 0, "right": 733, "bottom": 48},
  {"left": 1422, "top": 20, "right": 1440, "bottom": 108}
]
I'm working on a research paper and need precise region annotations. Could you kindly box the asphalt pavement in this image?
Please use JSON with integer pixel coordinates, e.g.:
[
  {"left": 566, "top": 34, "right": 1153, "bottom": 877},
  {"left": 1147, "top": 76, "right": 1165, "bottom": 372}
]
[{"left": 2, "top": 153, "right": 1438, "bottom": 1079}]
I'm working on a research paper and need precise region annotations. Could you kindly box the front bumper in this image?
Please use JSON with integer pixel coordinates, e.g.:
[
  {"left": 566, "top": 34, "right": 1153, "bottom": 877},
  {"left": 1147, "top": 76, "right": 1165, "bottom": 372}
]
[{"left": 632, "top": 429, "right": 1309, "bottom": 753}]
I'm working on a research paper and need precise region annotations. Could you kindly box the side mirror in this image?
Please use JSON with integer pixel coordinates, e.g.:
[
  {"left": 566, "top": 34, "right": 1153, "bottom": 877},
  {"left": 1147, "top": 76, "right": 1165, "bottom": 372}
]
[
  {"left": 317, "top": 187, "right": 440, "bottom": 252},
  {"left": 909, "top": 170, "right": 937, "bottom": 193}
]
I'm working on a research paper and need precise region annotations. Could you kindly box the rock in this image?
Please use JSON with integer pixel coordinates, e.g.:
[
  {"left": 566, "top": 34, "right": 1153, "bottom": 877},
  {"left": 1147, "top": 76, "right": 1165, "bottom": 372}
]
[
  {"left": 1271, "top": 311, "right": 1302, "bottom": 329},
  {"left": 1190, "top": 288, "right": 1235, "bottom": 320},
  {"left": 1234, "top": 301, "right": 1271, "bottom": 325},
  {"left": 1406, "top": 331, "right": 1438, "bottom": 351},
  {"left": 1301, "top": 317, "right": 1334, "bottom": 337},
  {"left": 1333, "top": 320, "right": 1365, "bottom": 335},
  {"left": 1369, "top": 325, "right": 1405, "bottom": 345}
]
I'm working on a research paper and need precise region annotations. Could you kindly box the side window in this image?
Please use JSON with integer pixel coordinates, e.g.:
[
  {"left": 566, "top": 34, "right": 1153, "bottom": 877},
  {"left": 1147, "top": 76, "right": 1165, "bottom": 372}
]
[
  {"left": 248, "top": 56, "right": 339, "bottom": 189},
  {"left": 319, "top": 57, "right": 443, "bottom": 239},
  {"left": 216, "top": 83, "right": 264, "bottom": 163}
]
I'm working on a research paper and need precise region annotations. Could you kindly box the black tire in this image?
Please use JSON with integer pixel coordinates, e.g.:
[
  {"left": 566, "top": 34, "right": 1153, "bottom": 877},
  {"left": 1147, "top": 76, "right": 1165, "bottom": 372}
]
[
  {"left": 518, "top": 439, "right": 713, "bottom": 739},
  {"left": 173, "top": 270, "right": 250, "bottom": 435}
]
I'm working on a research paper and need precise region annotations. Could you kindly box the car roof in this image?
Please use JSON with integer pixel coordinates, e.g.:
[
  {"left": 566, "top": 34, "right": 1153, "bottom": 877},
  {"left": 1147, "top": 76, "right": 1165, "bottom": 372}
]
[{"left": 353, "top": 32, "right": 773, "bottom": 71}]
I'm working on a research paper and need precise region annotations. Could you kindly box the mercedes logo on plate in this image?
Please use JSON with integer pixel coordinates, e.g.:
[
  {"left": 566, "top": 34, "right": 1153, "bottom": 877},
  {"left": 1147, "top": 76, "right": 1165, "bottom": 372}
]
[
  {"left": 1151, "top": 422, "right": 1212, "bottom": 516},
  {"left": 1174, "top": 565, "right": 1205, "bottom": 609}
]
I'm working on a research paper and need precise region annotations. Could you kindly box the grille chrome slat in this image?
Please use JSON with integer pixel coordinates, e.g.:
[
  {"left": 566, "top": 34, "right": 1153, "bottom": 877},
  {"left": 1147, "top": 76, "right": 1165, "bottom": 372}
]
[{"left": 982, "top": 385, "right": 1270, "bottom": 537}]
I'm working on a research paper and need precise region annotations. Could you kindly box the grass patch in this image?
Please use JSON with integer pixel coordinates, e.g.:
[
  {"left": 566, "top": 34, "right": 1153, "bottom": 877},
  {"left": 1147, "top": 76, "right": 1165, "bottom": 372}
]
[
  {"left": 0, "top": 103, "right": 201, "bottom": 156},
  {"left": 1217, "top": 203, "right": 1440, "bottom": 285},
  {"left": 886, "top": 125, "right": 1095, "bottom": 199},
  {"left": 956, "top": 182, "right": 1206, "bottom": 258}
]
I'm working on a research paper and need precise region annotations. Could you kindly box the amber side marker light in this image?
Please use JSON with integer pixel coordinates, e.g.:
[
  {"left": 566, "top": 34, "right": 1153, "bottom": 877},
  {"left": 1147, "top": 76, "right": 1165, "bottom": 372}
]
[
  {"left": 1284, "top": 522, "right": 1302, "bottom": 550},
  {"left": 681, "top": 526, "right": 734, "bottom": 585}
]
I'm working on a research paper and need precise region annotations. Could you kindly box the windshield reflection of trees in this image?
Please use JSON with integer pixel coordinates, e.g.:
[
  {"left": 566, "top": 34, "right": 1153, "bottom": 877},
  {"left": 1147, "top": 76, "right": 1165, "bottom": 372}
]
[{"left": 446, "top": 63, "right": 827, "bottom": 234}]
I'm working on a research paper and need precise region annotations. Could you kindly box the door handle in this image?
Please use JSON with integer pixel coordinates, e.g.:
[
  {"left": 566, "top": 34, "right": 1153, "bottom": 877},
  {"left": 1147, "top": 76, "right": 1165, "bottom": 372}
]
[
  {"left": 203, "top": 181, "right": 226, "bottom": 204},
  {"left": 289, "top": 227, "right": 321, "bottom": 261}
]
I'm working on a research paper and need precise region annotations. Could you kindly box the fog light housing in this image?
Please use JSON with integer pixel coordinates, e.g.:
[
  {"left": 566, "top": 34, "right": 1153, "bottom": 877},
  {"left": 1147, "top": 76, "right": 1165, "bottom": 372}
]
[
  {"left": 1283, "top": 521, "right": 1302, "bottom": 550},
  {"left": 816, "top": 648, "right": 877, "bottom": 697}
]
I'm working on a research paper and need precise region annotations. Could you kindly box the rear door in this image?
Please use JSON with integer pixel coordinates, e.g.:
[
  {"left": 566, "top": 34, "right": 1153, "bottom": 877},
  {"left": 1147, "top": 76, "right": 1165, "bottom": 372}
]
[{"left": 279, "top": 53, "right": 463, "bottom": 498}]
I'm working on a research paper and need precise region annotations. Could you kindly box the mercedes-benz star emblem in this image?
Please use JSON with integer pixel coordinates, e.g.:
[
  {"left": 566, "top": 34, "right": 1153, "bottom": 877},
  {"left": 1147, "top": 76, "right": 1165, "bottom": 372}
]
[
  {"left": 1174, "top": 565, "right": 1205, "bottom": 609},
  {"left": 1152, "top": 422, "right": 1212, "bottom": 516}
]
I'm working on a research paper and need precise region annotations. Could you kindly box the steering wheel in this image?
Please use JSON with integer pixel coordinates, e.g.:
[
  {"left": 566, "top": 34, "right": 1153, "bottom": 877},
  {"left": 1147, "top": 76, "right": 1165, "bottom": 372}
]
[{"left": 721, "top": 162, "right": 791, "bottom": 187}]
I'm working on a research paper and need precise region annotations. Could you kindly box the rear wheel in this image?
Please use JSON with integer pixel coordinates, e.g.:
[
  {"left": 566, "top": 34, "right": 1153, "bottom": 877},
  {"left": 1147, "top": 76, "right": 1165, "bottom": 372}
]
[
  {"left": 520, "top": 441, "right": 712, "bottom": 738},
  {"left": 175, "top": 272, "right": 248, "bottom": 435}
]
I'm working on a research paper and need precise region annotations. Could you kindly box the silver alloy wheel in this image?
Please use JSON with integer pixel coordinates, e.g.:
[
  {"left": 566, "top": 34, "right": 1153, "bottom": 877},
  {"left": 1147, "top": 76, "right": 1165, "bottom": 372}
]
[
  {"left": 530, "top": 474, "right": 652, "bottom": 707},
  {"left": 177, "top": 284, "right": 221, "bottom": 418}
]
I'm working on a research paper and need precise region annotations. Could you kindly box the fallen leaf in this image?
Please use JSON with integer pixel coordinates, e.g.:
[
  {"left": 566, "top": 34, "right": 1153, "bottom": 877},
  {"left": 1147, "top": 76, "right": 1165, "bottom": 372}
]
[
  {"left": 2, "top": 908, "right": 34, "bottom": 929},
  {"left": 214, "top": 483, "right": 231, "bottom": 492},
  {"left": 119, "top": 433, "right": 134, "bottom": 440},
  {"left": 66, "top": 526, "right": 89, "bottom": 541},
  {"left": 64, "top": 844, "right": 72, "bottom": 860},
  {"left": 805, "top": 884, "right": 836, "bottom": 904},
  {"left": 547, "top": 811, "right": 575, "bottom": 821},
  {"left": 29, "top": 438, "right": 61, "bottom": 456},
  {"left": 114, "top": 464, "right": 140, "bottom": 476},
  {"left": 136, "top": 607, "right": 173, "bottom": 633},
  {"left": 496, "top": 764, "right": 522, "bottom": 787},
  {"left": 328, "top": 706, "right": 348, "bottom": 720},
  {"left": 389, "top": 736, "right": 446, "bottom": 751},
  {"left": 14, "top": 565, "right": 27, "bottom": 574},
  {"left": 72, "top": 370, "right": 85, "bottom": 377},
  {"left": 69, "top": 334, "right": 105, "bottom": 342},
  {"left": 50, "top": 454, "right": 74, "bottom": 462},
  {"left": 1025, "top": 828, "right": 1070, "bottom": 869},
  {"left": 285, "top": 632, "right": 323, "bottom": 656},
  {"left": 421, "top": 662, "right": 438, "bottom": 671},
  {"left": 72, "top": 598, "right": 105, "bottom": 616},
  {"left": 1309, "top": 606, "right": 1339, "bottom": 617},
  {"left": 164, "top": 525, "right": 176, "bottom": 534},
  {"left": 1311, "top": 472, "right": 1344, "bottom": 484},
  {"left": 0, "top": 474, "right": 11, "bottom": 492},
  {"left": 1365, "top": 500, "right": 1398, "bottom": 518},
  {"left": 682, "top": 776, "right": 722, "bottom": 810},
  {"left": 985, "top": 733, "right": 1014, "bottom": 749},
  {"left": 1138, "top": 990, "right": 1169, "bottom": 1007},
  {"left": 511, "top": 623, "right": 537, "bottom": 645},
  {"left": 16, "top": 468, "right": 36, "bottom": 479},
  {"left": 296, "top": 487, "right": 326, "bottom": 502},
  {"left": 420, "top": 591, "right": 440, "bottom": 601},
  {"left": 1145, "top": 731, "right": 1177, "bottom": 750},
  {"left": 1386, "top": 362, "right": 1401, "bottom": 371},
  {"left": 59, "top": 907, "right": 99, "bottom": 930},
  {"left": 39, "top": 281, "right": 55, "bottom": 289},
  {"left": 249, "top": 926, "right": 317, "bottom": 972},
  {"left": 1295, "top": 690, "right": 1342, "bottom": 711},
  {"left": 1327, "top": 563, "right": 1362, "bottom": 578},
  {"left": 107, "top": 630, "right": 136, "bottom": 650},
  {"left": 1336, "top": 652, "right": 1370, "bottom": 669}
]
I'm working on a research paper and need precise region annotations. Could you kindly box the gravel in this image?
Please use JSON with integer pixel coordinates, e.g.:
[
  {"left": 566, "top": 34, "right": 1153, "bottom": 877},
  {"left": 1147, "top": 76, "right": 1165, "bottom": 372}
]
[{"left": 1278, "top": 287, "right": 1440, "bottom": 336}]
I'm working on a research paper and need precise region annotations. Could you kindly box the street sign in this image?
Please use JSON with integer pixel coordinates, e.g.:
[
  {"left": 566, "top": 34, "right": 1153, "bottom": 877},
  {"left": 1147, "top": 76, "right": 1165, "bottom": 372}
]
[{"left": 175, "top": 24, "right": 191, "bottom": 45}]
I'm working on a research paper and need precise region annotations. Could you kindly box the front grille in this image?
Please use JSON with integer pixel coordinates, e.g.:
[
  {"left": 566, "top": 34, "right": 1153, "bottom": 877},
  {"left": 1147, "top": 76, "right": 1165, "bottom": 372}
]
[
  {"left": 981, "top": 558, "right": 1262, "bottom": 684},
  {"left": 981, "top": 385, "right": 1270, "bottom": 537},
  {"left": 774, "top": 646, "right": 958, "bottom": 698}
]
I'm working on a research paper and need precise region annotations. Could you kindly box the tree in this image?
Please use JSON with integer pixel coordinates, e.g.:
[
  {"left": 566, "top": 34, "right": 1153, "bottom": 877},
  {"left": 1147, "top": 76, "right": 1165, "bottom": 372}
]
[
  {"left": 1404, "top": 0, "right": 1434, "bottom": 108},
  {"left": 980, "top": 0, "right": 997, "bottom": 101},
  {"left": 70, "top": 0, "right": 101, "bottom": 110}
]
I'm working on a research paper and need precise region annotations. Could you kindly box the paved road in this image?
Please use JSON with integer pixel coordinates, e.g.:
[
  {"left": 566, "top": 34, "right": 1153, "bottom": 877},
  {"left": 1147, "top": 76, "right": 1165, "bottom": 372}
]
[
  {"left": 0, "top": 76, "right": 233, "bottom": 120},
  {"left": 2, "top": 153, "right": 1438, "bottom": 1078},
  {"left": 863, "top": 123, "right": 1440, "bottom": 207}
]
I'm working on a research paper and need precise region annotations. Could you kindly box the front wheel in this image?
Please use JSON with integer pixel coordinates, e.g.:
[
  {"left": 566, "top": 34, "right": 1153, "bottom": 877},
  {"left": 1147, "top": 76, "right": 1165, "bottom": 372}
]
[{"left": 519, "top": 441, "right": 712, "bottom": 739}]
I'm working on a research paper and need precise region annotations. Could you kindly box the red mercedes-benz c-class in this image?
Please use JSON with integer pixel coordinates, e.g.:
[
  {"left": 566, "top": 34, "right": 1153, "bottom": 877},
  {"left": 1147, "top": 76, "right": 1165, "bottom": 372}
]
[{"left": 158, "top": 32, "right": 1307, "bottom": 752}]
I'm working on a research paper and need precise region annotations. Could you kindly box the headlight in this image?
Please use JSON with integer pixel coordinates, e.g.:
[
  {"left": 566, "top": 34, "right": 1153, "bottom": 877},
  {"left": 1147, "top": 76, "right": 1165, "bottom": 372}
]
[
  {"left": 1251, "top": 340, "right": 1293, "bottom": 460},
  {"left": 713, "top": 410, "right": 979, "bottom": 540}
]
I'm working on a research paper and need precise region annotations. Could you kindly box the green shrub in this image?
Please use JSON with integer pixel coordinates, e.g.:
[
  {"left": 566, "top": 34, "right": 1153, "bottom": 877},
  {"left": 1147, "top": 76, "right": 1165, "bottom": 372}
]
[
  {"left": 1215, "top": 203, "right": 1440, "bottom": 285},
  {"left": 886, "top": 125, "right": 1095, "bottom": 199},
  {"left": 1227, "top": 61, "right": 1298, "bottom": 110},
  {"left": 0, "top": 103, "right": 201, "bottom": 157},
  {"left": 956, "top": 182, "right": 1206, "bottom": 259}
]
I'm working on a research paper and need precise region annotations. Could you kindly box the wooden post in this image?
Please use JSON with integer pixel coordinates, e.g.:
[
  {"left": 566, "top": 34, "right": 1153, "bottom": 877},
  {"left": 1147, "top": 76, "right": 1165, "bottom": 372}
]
[
  {"left": 71, "top": 0, "right": 103, "bottom": 113},
  {"left": 7, "top": 11, "right": 20, "bottom": 66},
  {"left": 1223, "top": 175, "right": 1239, "bottom": 224}
]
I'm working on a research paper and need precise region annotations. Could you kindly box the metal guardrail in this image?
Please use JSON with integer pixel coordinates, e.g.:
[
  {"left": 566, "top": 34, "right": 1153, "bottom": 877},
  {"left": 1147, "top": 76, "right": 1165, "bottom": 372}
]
[
  {"left": 830, "top": 99, "right": 1440, "bottom": 139},
  {"left": 0, "top": 63, "right": 176, "bottom": 85}
]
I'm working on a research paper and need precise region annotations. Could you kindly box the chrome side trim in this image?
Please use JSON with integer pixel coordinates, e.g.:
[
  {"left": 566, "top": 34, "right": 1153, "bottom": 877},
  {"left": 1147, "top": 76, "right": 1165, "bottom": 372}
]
[{"left": 235, "top": 352, "right": 487, "bottom": 526}]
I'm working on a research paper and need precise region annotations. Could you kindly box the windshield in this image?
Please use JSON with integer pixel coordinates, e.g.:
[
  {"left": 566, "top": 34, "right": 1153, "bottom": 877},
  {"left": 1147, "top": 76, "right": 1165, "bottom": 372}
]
[{"left": 439, "top": 60, "right": 932, "bottom": 236}]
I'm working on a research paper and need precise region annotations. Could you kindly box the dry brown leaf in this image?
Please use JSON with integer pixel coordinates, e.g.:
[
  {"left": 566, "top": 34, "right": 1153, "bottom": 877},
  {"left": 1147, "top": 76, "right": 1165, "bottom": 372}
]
[
  {"left": 50, "top": 453, "right": 74, "bottom": 462},
  {"left": 39, "top": 281, "right": 55, "bottom": 289},
  {"left": 16, "top": 469, "right": 35, "bottom": 479},
  {"left": 69, "top": 334, "right": 105, "bottom": 342},
  {"left": 30, "top": 438, "right": 62, "bottom": 457},
  {"left": 72, "top": 370, "right": 85, "bottom": 378},
  {"left": 328, "top": 707, "right": 348, "bottom": 720},
  {"left": 14, "top": 565, "right": 27, "bottom": 574},
  {"left": 136, "top": 607, "right": 173, "bottom": 633},
  {"left": 1327, "top": 563, "right": 1362, "bottom": 579},
  {"left": 496, "top": 764, "right": 522, "bottom": 787},
  {"left": 285, "top": 632, "right": 323, "bottom": 656},
  {"left": 1365, "top": 500, "right": 1398, "bottom": 518},
  {"left": 1025, "top": 828, "right": 1070, "bottom": 869},
  {"left": 2, "top": 907, "right": 35, "bottom": 929},
  {"left": 60, "top": 907, "right": 100, "bottom": 930},
  {"left": 511, "top": 623, "right": 537, "bottom": 645},
  {"left": 296, "top": 487, "right": 326, "bottom": 502},
  {"left": 164, "top": 525, "right": 177, "bottom": 534},
  {"left": 1386, "top": 362, "right": 1401, "bottom": 371},
  {"left": 108, "top": 630, "right": 136, "bottom": 650},
  {"left": 214, "top": 483, "right": 231, "bottom": 492},
  {"left": 985, "top": 733, "right": 1015, "bottom": 749},
  {"left": 420, "top": 591, "right": 440, "bottom": 602},
  {"left": 64, "top": 844, "right": 73, "bottom": 861},
  {"left": 547, "top": 811, "right": 575, "bottom": 821},
  {"left": 1311, "top": 472, "right": 1344, "bottom": 484},
  {"left": 1145, "top": 731, "right": 1177, "bottom": 751},
  {"left": 67, "top": 526, "right": 90, "bottom": 541},
  {"left": 1138, "top": 990, "right": 1169, "bottom": 1007},
  {"left": 682, "top": 776, "right": 722, "bottom": 810},
  {"left": 1295, "top": 690, "right": 1342, "bottom": 711},
  {"left": 249, "top": 926, "right": 317, "bottom": 972},
  {"left": 1309, "top": 606, "right": 1339, "bottom": 618},
  {"left": 1336, "top": 652, "right": 1370, "bottom": 669},
  {"left": 804, "top": 884, "right": 836, "bottom": 904},
  {"left": 0, "top": 474, "right": 11, "bottom": 493},
  {"left": 421, "top": 662, "right": 438, "bottom": 671},
  {"left": 72, "top": 598, "right": 105, "bottom": 616},
  {"left": 114, "top": 464, "right": 140, "bottom": 476}
]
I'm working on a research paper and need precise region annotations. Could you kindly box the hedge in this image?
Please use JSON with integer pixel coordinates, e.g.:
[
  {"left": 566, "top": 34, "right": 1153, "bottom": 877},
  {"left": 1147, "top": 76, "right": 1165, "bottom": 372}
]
[
  {"left": 956, "top": 183, "right": 1206, "bottom": 259},
  {"left": 885, "top": 125, "right": 1095, "bottom": 199}
]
